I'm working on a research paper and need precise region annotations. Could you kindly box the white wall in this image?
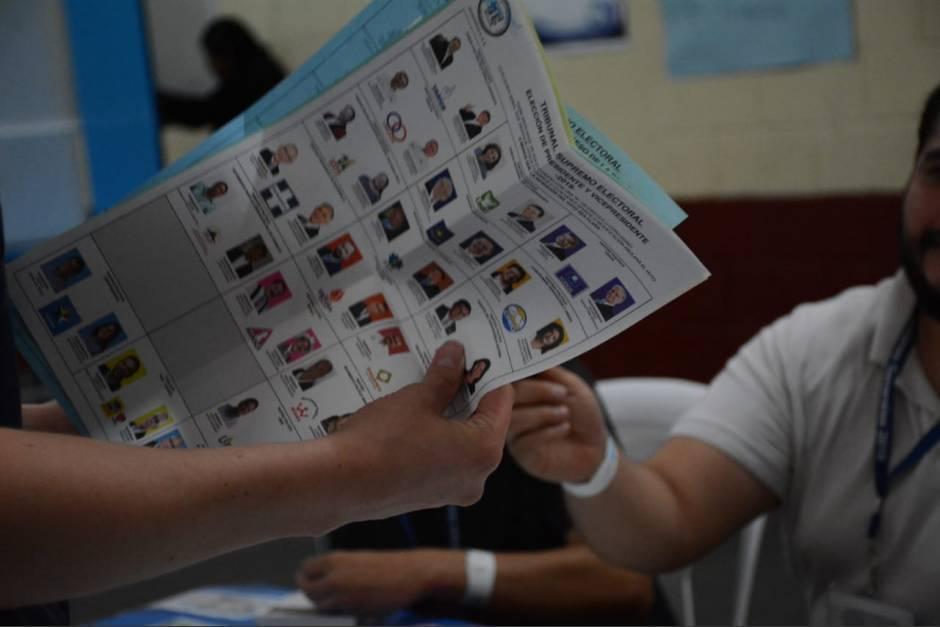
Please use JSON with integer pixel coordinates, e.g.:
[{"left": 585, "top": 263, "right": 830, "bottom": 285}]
[
  {"left": 551, "top": 0, "right": 940, "bottom": 197},
  {"left": 145, "top": 0, "right": 218, "bottom": 93},
  {"left": 169, "top": 0, "right": 940, "bottom": 197}
]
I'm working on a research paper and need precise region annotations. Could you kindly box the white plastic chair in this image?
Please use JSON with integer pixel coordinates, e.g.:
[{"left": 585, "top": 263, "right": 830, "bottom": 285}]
[{"left": 595, "top": 377, "right": 767, "bottom": 626}]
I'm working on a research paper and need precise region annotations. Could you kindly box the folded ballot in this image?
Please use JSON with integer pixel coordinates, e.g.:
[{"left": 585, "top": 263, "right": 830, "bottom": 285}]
[{"left": 8, "top": 0, "right": 708, "bottom": 448}]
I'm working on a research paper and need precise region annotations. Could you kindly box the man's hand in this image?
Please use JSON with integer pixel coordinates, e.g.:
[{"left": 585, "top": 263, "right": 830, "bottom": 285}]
[
  {"left": 327, "top": 341, "right": 513, "bottom": 523},
  {"left": 297, "top": 549, "right": 462, "bottom": 615},
  {"left": 508, "top": 368, "right": 607, "bottom": 484}
]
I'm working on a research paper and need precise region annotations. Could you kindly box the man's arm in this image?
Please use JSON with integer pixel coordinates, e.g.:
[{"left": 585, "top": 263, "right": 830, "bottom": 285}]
[
  {"left": 298, "top": 535, "right": 653, "bottom": 624},
  {"left": 474, "top": 536, "right": 653, "bottom": 624},
  {"left": 0, "top": 341, "right": 513, "bottom": 608},
  {"left": 508, "top": 368, "right": 777, "bottom": 572},
  {"left": 156, "top": 91, "right": 214, "bottom": 128},
  {"left": 565, "top": 437, "right": 777, "bottom": 572}
]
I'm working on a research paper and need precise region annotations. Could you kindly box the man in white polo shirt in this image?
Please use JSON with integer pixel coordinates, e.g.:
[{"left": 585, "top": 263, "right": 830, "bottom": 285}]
[{"left": 506, "top": 82, "right": 940, "bottom": 624}]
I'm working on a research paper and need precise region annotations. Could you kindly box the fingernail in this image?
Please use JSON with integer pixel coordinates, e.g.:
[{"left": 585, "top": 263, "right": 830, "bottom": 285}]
[
  {"left": 433, "top": 341, "right": 463, "bottom": 368},
  {"left": 548, "top": 383, "right": 567, "bottom": 399},
  {"left": 553, "top": 405, "right": 570, "bottom": 417}
]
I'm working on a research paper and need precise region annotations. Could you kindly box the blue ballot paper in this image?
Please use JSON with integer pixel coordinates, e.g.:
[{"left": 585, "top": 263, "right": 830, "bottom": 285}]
[{"left": 565, "top": 108, "right": 685, "bottom": 229}]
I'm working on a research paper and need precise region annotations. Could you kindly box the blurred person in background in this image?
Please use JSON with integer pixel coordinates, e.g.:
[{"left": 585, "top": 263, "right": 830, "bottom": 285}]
[{"left": 157, "top": 18, "right": 285, "bottom": 130}]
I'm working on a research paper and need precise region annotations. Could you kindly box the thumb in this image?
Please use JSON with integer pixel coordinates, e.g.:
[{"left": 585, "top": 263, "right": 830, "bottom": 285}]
[
  {"left": 423, "top": 341, "right": 466, "bottom": 412},
  {"left": 466, "top": 385, "right": 514, "bottom": 441}
]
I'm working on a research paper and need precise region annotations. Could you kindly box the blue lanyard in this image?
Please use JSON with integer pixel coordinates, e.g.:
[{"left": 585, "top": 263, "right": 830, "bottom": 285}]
[
  {"left": 398, "top": 505, "right": 461, "bottom": 549},
  {"left": 868, "top": 313, "right": 940, "bottom": 542}
]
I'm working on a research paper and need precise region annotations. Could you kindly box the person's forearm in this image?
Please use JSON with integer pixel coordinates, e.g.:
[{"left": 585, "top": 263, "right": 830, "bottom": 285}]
[
  {"left": 157, "top": 91, "right": 213, "bottom": 127},
  {"left": 417, "top": 545, "right": 652, "bottom": 624},
  {"left": 2, "top": 341, "right": 513, "bottom": 608},
  {"left": 566, "top": 459, "right": 696, "bottom": 573},
  {"left": 566, "top": 441, "right": 777, "bottom": 573},
  {"left": 487, "top": 544, "right": 652, "bottom": 624},
  {"left": 0, "top": 427, "right": 350, "bottom": 608}
]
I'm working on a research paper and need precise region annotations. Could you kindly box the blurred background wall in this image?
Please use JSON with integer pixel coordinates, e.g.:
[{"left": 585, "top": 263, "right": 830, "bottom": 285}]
[{"left": 1, "top": 0, "right": 160, "bottom": 256}]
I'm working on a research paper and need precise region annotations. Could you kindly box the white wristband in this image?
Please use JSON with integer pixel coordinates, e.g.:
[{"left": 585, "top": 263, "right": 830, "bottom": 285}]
[
  {"left": 563, "top": 436, "right": 620, "bottom": 498},
  {"left": 462, "top": 549, "right": 497, "bottom": 606}
]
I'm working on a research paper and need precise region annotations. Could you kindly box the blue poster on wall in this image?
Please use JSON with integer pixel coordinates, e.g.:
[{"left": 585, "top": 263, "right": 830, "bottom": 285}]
[{"left": 661, "top": 0, "right": 855, "bottom": 79}]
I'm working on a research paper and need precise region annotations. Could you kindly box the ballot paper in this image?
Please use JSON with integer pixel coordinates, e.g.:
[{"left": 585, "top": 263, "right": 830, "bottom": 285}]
[
  {"left": 142, "top": 0, "right": 685, "bottom": 231},
  {"left": 8, "top": 0, "right": 708, "bottom": 447},
  {"left": 97, "top": 585, "right": 355, "bottom": 626}
]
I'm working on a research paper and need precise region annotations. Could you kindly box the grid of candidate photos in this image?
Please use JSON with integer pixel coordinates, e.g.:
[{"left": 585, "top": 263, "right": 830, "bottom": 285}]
[{"left": 16, "top": 3, "right": 652, "bottom": 445}]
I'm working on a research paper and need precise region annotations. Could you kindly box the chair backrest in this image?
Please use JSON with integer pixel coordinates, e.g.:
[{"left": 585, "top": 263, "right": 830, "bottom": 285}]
[
  {"left": 595, "top": 377, "right": 766, "bottom": 626},
  {"left": 596, "top": 377, "right": 707, "bottom": 461}
]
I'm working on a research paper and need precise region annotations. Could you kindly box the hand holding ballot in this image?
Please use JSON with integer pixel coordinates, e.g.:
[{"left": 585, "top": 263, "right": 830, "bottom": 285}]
[
  {"left": 0, "top": 342, "right": 512, "bottom": 610},
  {"left": 508, "top": 367, "right": 608, "bottom": 485},
  {"left": 325, "top": 341, "right": 513, "bottom": 520}
]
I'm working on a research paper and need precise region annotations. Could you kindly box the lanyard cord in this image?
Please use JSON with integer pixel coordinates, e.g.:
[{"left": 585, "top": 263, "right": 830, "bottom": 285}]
[
  {"left": 868, "top": 313, "right": 940, "bottom": 538},
  {"left": 398, "top": 505, "right": 461, "bottom": 549},
  {"left": 866, "top": 312, "right": 940, "bottom": 593}
]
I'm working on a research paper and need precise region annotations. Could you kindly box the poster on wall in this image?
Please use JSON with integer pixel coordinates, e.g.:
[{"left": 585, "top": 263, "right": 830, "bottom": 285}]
[
  {"left": 661, "top": 0, "right": 855, "bottom": 78},
  {"left": 522, "top": 0, "right": 628, "bottom": 54}
]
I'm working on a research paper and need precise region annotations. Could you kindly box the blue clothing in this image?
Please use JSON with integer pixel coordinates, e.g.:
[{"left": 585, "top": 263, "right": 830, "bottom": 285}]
[
  {"left": 0, "top": 209, "right": 70, "bottom": 624},
  {"left": 358, "top": 175, "right": 383, "bottom": 204}
]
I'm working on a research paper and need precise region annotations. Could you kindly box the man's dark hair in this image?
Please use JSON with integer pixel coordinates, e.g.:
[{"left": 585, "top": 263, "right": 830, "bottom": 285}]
[
  {"left": 469, "top": 358, "right": 491, "bottom": 377},
  {"left": 202, "top": 18, "right": 264, "bottom": 65},
  {"left": 918, "top": 83, "right": 940, "bottom": 156},
  {"left": 58, "top": 256, "right": 86, "bottom": 278},
  {"left": 453, "top": 299, "right": 471, "bottom": 312},
  {"left": 201, "top": 17, "right": 285, "bottom": 85},
  {"left": 480, "top": 143, "right": 502, "bottom": 170},
  {"left": 503, "top": 262, "right": 524, "bottom": 278}
]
